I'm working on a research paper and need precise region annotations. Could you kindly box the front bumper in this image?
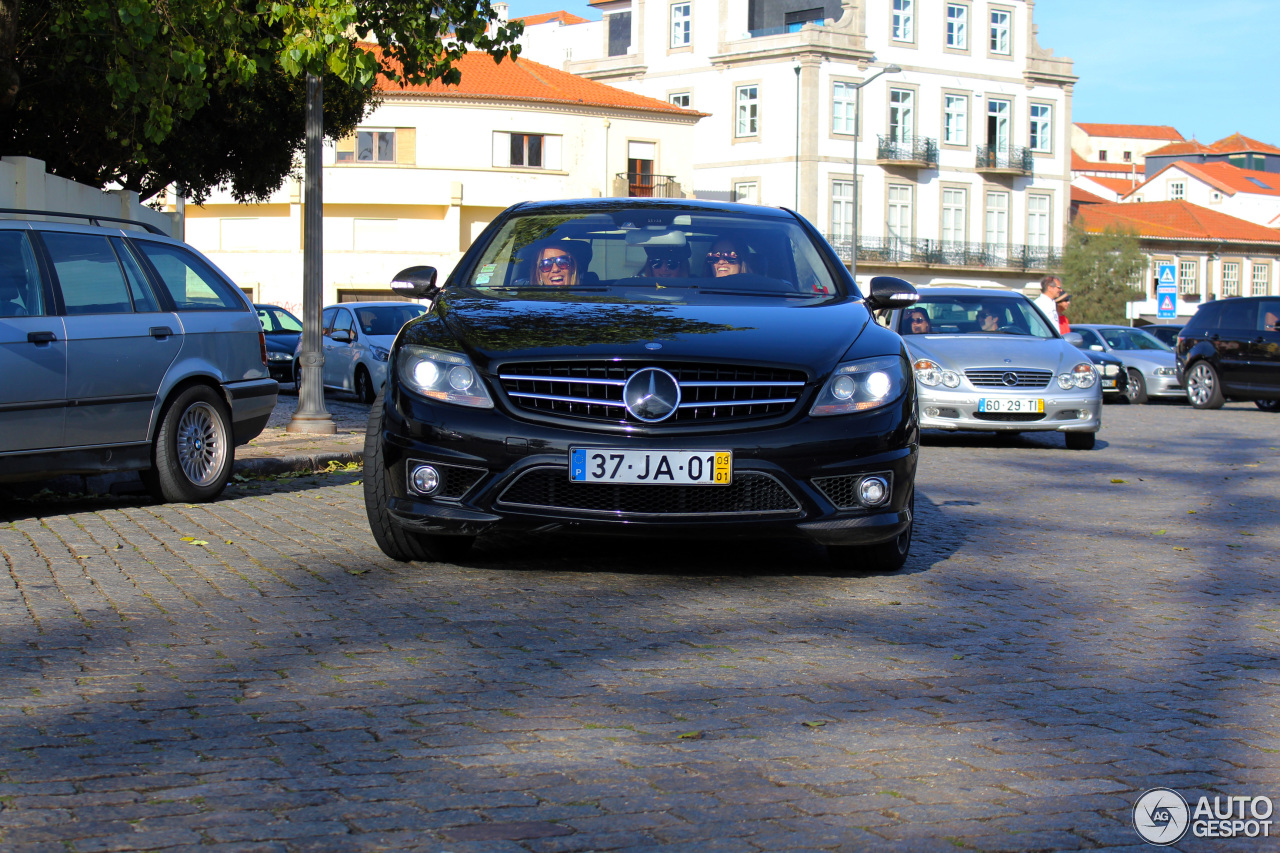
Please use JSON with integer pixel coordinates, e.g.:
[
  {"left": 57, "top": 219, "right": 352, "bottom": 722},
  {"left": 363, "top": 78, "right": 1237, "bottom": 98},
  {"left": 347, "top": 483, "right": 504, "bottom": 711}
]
[
  {"left": 376, "top": 387, "right": 918, "bottom": 548},
  {"left": 917, "top": 385, "right": 1101, "bottom": 432},
  {"left": 1145, "top": 373, "right": 1183, "bottom": 398}
]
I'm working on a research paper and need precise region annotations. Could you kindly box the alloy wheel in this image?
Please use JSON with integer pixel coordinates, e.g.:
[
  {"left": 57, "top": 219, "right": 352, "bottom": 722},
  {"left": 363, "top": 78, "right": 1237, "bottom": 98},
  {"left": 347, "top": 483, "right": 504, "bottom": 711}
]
[{"left": 175, "top": 401, "right": 228, "bottom": 487}]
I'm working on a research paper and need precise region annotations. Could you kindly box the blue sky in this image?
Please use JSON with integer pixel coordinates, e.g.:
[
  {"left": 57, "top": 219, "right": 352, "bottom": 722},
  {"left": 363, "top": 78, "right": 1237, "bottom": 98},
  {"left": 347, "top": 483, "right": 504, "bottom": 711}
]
[{"left": 503, "top": 0, "right": 1280, "bottom": 147}]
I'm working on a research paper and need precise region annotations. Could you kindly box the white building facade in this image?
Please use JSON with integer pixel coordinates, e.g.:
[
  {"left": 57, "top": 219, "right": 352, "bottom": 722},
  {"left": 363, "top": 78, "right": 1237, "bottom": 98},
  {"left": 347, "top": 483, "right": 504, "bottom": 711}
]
[{"left": 521, "top": 0, "right": 1076, "bottom": 290}]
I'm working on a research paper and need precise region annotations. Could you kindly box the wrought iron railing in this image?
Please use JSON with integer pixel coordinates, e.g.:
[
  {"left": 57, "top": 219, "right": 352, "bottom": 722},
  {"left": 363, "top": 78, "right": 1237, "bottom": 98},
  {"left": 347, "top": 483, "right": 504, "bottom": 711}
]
[
  {"left": 617, "top": 173, "right": 682, "bottom": 198},
  {"left": 876, "top": 135, "right": 939, "bottom": 166},
  {"left": 824, "top": 236, "right": 1061, "bottom": 271},
  {"left": 975, "top": 145, "right": 1034, "bottom": 174}
]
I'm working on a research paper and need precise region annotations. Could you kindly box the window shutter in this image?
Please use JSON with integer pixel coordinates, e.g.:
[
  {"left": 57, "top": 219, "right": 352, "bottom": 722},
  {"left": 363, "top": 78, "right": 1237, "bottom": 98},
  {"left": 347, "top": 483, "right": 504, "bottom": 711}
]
[
  {"left": 493, "top": 132, "right": 511, "bottom": 167},
  {"left": 543, "top": 135, "right": 562, "bottom": 170},
  {"left": 396, "top": 128, "right": 416, "bottom": 165},
  {"left": 335, "top": 131, "right": 356, "bottom": 158}
]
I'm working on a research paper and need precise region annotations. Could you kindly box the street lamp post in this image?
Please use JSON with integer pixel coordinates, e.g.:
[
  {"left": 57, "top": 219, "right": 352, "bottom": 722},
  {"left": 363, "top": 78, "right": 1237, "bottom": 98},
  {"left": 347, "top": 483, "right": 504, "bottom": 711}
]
[
  {"left": 794, "top": 64, "right": 802, "bottom": 211},
  {"left": 850, "top": 64, "right": 901, "bottom": 288}
]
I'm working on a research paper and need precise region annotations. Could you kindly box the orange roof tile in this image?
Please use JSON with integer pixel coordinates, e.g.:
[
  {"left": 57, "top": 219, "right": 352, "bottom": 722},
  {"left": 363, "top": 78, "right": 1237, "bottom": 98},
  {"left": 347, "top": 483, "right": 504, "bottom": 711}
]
[
  {"left": 1146, "top": 139, "right": 1214, "bottom": 157},
  {"left": 1089, "top": 176, "right": 1143, "bottom": 196},
  {"left": 1077, "top": 201, "right": 1280, "bottom": 244},
  {"left": 371, "top": 49, "right": 703, "bottom": 117},
  {"left": 1138, "top": 161, "right": 1280, "bottom": 198},
  {"left": 1074, "top": 123, "right": 1183, "bottom": 141},
  {"left": 1071, "top": 186, "right": 1108, "bottom": 206},
  {"left": 1209, "top": 133, "right": 1280, "bottom": 156},
  {"left": 513, "top": 11, "right": 590, "bottom": 26},
  {"left": 1071, "top": 151, "right": 1145, "bottom": 174}
]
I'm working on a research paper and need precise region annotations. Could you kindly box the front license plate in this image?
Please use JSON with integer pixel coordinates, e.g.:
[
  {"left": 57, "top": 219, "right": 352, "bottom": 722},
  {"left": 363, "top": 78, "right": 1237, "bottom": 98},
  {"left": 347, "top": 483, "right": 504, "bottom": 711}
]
[
  {"left": 1101, "top": 379, "right": 1116, "bottom": 389},
  {"left": 977, "top": 398, "right": 1044, "bottom": 413},
  {"left": 570, "top": 448, "right": 732, "bottom": 485}
]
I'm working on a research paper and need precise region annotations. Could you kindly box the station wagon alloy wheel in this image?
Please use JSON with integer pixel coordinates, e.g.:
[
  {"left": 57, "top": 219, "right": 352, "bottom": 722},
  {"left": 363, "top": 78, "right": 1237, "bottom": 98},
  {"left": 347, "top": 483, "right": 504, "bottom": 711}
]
[
  {"left": 143, "top": 385, "right": 237, "bottom": 503},
  {"left": 176, "top": 401, "right": 229, "bottom": 487}
]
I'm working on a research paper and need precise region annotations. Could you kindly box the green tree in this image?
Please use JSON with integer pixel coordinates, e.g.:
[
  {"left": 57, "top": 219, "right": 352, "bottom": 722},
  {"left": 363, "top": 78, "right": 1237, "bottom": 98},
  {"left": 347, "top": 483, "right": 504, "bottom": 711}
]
[
  {"left": 1, "top": 0, "right": 521, "bottom": 201},
  {"left": 1060, "top": 222, "right": 1146, "bottom": 324}
]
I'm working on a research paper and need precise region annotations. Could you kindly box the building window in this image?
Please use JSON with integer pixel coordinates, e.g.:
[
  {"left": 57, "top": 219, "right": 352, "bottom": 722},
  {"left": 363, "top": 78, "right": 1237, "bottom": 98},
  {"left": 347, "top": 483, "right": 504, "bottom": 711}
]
[
  {"left": 733, "top": 181, "right": 759, "bottom": 204},
  {"left": 1027, "top": 194, "right": 1050, "bottom": 247},
  {"left": 833, "top": 82, "right": 856, "bottom": 134},
  {"left": 1123, "top": 151, "right": 1132, "bottom": 162},
  {"left": 892, "top": 0, "right": 914, "bottom": 42},
  {"left": 1170, "top": 181, "right": 1185, "bottom": 200},
  {"left": 1098, "top": 150, "right": 1108, "bottom": 161},
  {"left": 736, "top": 86, "right": 759, "bottom": 137},
  {"left": 942, "top": 188, "right": 967, "bottom": 245},
  {"left": 1252, "top": 263, "right": 1272, "bottom": 296},
  {"left": 887, "top": 184, "right": 912, "bottom": 244},
  {"left": 339, "top": 129, "right": 395, "bottom": 163},
  {"left": 986, "top": 98, "right": 1010, "bottom": 155},
  {"left": 946, "top": 4, "right": 968, "bottom": 49},
  {"left": 943, "top": 95, "right": 967, "bottom": 145},
  {"left": 511, "top": 133, "right": 543, "bottom": 168},
  {"left": 985, "top": 191, "right": 1009, "bottom": 249},
  {"left": 493, "top": 132, "right": 561, "bottom": 169},
  {"left": 1179, "top": 259, "right": 1199, "bottom": 295},
  {"left": 607, "top": 12, "right": 631, "bottom": 56},
  {"left": 1221, "top": 262, "right": 1241, "bottom": 297},
  {"left": 670, "top": 3, "right": 691, "bottom": 47},
  {"left": 889, "top": 89, "right": 914, "bottom": 143},
  {"left": 989, "top": 9, "right": 1010, "bottom": 54},
  {"left": 1029, "top": 104, "right": 1052, "bottom": 153},
  {"left": 670, "top": 92, "right": 691, "bottom": 108},
  {"left": 832, "top": 180, "right": 855, "bottom": 240}
]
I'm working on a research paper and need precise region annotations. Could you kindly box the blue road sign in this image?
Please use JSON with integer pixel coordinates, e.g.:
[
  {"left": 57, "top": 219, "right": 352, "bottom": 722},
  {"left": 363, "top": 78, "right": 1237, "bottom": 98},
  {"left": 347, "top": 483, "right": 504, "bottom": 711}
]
[
  {"left": 1157, "top": 263, "right": 1176, "bottom": 287},
  {"left": 1156, "top": 263, "right": 1177, "bottom": 319}
]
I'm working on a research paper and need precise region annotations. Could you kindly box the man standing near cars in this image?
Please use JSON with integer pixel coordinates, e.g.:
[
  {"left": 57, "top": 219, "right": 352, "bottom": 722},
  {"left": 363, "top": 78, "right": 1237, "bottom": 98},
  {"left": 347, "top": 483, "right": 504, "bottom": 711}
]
[{"left": 1034, "top": 275, "right": 1068, "bottom": 330}]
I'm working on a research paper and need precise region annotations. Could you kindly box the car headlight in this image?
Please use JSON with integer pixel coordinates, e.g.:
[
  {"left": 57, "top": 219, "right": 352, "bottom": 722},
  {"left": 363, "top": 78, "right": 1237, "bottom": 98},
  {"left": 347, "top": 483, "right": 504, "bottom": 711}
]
[
  {"left": 370, "top": 344, "right": 390, "bottom": 363},
  {"left": 1104, "top": 364, "right": 1119, "bottom": 376},
  {"left": 266, "top": 352, "right": 293, "bottom": 363},
  {"left": 1154, "top": 366, "right": 1176, "bottom": 376},
  {"left": 397, "top": 345, "right": 494, "bottom": 408},
  {"left": 1061, "top": 362, "right": 1096, "bottom": 389},
  {"left": 811, "top": 356, "right": 907, "bottom": 416}
]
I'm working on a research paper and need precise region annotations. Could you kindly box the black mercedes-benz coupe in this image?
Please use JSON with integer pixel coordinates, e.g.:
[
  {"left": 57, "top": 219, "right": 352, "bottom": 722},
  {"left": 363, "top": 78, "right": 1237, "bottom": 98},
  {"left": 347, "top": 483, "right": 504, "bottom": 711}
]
[{"left": 363, "top": 199, "right": 921, "bottom": 571}]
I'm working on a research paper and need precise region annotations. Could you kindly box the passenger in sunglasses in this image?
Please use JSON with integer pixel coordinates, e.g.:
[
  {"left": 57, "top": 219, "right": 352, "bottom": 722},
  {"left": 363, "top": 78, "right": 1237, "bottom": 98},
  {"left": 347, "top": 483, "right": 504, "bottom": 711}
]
[
  {"left": 704, "top": 237, "right": 753, "bottom": 278},
  {"left": 639, "top": 246, "right": 690, "bottom": 279},
  {"left": 534, "top": 245, "right": 579, "bottom": 287}
]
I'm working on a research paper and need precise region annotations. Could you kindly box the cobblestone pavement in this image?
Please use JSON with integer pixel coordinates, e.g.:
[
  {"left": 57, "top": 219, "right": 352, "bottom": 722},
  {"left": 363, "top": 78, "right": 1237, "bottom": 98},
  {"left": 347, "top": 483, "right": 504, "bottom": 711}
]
[{"left": 1, "top": 401, "right": 1277, "bottom": 852}]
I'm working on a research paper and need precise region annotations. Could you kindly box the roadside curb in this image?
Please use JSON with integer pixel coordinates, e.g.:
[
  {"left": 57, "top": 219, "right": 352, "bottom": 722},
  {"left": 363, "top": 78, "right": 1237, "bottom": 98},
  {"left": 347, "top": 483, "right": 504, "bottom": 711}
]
[{"left": 234, "top": 451, "right": 365, "bottom": 478}]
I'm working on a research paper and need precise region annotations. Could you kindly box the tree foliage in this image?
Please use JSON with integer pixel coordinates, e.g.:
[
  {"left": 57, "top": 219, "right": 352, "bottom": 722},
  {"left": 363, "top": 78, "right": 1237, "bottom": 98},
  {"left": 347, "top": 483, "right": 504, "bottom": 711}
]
[
  {"left": 1060, "top": 222, "right": 1147, "bottom": 324},
  {"left": 1, "top": 0, "right": 522, "bottom": 201}
]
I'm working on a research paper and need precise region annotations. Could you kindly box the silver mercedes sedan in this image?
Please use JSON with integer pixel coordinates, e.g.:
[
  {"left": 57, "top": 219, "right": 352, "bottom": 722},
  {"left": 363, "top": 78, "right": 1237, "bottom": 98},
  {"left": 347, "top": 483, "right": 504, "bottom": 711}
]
[{"left": 883, "top": 287, "right": 1102, "bottom": 449}]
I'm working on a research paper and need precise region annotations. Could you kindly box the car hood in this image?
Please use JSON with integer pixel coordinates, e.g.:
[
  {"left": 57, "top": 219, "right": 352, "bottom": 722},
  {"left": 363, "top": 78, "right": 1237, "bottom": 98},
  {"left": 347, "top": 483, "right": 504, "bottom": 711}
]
[
  {"left": 903, "top": 334, "right": 1088, "bottom": 372},
  {"left": 412, "top": 293, "right": 874, "bottom": 374}
]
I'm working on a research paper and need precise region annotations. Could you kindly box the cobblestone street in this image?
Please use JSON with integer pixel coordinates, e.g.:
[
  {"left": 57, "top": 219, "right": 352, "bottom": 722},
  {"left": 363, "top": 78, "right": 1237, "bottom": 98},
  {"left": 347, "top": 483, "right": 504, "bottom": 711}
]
[{"left": 1, "top": 401, "right": 1277, "bottom": 852}]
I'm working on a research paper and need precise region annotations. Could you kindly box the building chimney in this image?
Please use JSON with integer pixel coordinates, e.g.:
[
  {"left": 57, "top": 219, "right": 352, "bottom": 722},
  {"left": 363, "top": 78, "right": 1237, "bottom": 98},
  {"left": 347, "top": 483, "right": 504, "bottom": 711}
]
[{"left": 494, "top": 2, "right": 509, "bottom": 25}]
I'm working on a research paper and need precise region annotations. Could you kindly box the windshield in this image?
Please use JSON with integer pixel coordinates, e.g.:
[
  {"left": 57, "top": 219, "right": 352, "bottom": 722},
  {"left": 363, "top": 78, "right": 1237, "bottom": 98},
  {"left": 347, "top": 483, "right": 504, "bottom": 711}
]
[
  {"left": 257, "top": 305, "right": 302, "bottom": 334},
  {"left": 898, "top": 294, "right": 1056, "bottom": 338},
  {"left": 354, "top": 304, "right": 426, "bottom": 336},
  {"left": 1100, "top": 328, "right": 1172, "bottom": 352},
  {"left": 462, "top": 206, "right": 840, "bottom": 304}
]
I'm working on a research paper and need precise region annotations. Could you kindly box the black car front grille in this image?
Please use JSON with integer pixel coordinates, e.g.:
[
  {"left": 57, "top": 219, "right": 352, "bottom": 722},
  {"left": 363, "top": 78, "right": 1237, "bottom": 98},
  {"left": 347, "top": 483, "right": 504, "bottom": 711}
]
[
  {"left": 973, "top": 412, "right": 1046, "bottom": 422},
  {"left": 965, "top": 369, "right": 1053, "bottom": 389},
  {"left": 496, "top": 361, "right": 807, "bottom": 425},
  {"left": 495, "top": 468, "right": 802, "bottom": 517}
]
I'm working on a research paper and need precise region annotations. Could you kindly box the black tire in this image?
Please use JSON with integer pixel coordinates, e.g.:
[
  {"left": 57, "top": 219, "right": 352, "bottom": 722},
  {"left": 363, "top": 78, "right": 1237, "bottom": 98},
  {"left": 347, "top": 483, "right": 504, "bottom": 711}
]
[
  {"left": 142, "top": 385, "right": 235, "bottom": 503},
  {"left": 293, "top": 361, "right": 302, "bottom": 388},
  {"left": 1185, "top": 361, "right": 1225, "bottom": 409},
  {"left": 355, "top": 366, "right": 376, "bottom": 405},
  {"left": 1125, "top": 368, "right": 1148, "bottom": 404},
  {"left": 1065, "top": 431, "right": 1096, "bottom": 450},
  {"left": 828, "top": 487, "right": 914, "bottom": 574},
  {"left": 363, "top": 390, "right": 475, "bottom": 562},
  {"left": 1255, "top": 399, "right": 1280, "bottom": 412}
]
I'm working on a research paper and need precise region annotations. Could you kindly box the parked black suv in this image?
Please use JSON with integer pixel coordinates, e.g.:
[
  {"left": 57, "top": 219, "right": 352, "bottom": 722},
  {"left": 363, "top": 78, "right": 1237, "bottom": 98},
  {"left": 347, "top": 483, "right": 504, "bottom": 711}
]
[{"left": 1176, "top": 296, "right": 1280, "bottom": 410}]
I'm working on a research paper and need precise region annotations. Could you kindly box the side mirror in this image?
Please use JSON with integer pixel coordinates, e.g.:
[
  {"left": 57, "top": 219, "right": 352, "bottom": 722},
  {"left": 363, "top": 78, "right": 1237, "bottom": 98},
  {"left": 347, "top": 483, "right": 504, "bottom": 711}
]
[
  {"left": 329, "top": 329, "right": 352, "bottom": 344},
  {"left": 1062, "top": 332, "right": 1084, "bottom": 346},
  {"left": 391, "top": 266, "right": 439, "bottom": 299},
  {"left": 864, "top": 275, "right": 919, "bottom": 311}
]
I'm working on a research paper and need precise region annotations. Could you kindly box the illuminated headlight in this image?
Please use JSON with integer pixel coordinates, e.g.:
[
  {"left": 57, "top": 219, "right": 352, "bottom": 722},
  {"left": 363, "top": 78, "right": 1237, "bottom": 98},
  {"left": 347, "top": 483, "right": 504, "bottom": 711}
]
[
  {"left": 1154, "top": 366, "right": 1176, "bottom": 376},
  {"left": 370, "top": 345, "right": 391, "bottom": 363},
  {"left": 397, "top": 345, "right": 494, "bottom": 408},
  {"left": 1071, "top": 363, "right": 1097, "bottom": 388},
  {"left": 811, "top": 356, "right": 907, "bottom": 416},
  {"left": 266, "top": 352, "right": 293, "bottom": 362}
]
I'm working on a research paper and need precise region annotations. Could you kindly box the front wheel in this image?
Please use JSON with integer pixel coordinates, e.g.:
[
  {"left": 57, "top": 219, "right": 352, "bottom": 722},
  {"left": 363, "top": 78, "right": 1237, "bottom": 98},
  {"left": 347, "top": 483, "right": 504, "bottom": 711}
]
[
  {"left": 363, "top": 390, "right": 475, "bottom": 562},
  {"left": 1255, "top": 399, "right": 1280, "bottom": 412},
  {"left": 142, "top": 385, "right": 234, "bottom": 503},
  {"left": 1186, "top": 361, "right": 1225, "bottom": 409},
  {"left": 828, "top": 487, "right": 914, "bottom": 574},
  {"left": 355, "top": 366, "right": 376, "bottom": 405},
  {"left": 1125, "top": 368, "right": 1149, "bottom": 404},
  {"left": 1065, "top": 432, "right": 1096, "bottom": 450}
]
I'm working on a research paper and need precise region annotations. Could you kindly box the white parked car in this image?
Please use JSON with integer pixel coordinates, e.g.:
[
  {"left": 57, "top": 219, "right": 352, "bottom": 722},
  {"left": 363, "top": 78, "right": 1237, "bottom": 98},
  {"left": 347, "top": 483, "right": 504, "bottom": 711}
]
[{"left": 295, "top": 301, "right": 426, "bottom": 402}]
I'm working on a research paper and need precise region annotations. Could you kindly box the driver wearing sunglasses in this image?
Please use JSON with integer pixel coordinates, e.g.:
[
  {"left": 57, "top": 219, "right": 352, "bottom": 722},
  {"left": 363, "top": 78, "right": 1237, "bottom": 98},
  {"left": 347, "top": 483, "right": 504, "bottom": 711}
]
[
  {"left": 534, "top": 245, "right": 579, "bottom": 287},
  {"left": 640, "top": 246, "right": 690, "bottom": 279},
  {"left": 704, "top": 236, "right": 753, "bottom": 278}
]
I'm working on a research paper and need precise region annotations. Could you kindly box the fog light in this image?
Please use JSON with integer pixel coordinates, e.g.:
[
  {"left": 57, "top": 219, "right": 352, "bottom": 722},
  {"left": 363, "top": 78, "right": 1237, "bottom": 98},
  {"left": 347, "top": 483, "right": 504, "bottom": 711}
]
[
  {"left": 410, "top": 464, "right": 440, "bottom": 495},
  {"left": 924, "top": 406, "right": 940, "bottom": 418},
  {"left": 1078, "top": 409, "right": 1091, "bottom": 419},
  {"left": 858, "top": 476, "right": 889, "bottom": 506}
]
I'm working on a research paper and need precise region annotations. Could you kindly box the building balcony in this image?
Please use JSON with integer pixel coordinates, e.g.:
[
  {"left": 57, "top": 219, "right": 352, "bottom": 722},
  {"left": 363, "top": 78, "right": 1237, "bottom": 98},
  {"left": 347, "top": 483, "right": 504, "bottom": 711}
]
[
  {"left": 614, "top": 173, "right": 684, "bottom": 199},
  {"left": 876, "top": 135, "right": 939, "bottom": 169},
  {"left": 824, "top": 236, "right": 1061, "bottom": 272},
  {"left": 975, "top": 145, "right": 1034, "bottom": 176}
]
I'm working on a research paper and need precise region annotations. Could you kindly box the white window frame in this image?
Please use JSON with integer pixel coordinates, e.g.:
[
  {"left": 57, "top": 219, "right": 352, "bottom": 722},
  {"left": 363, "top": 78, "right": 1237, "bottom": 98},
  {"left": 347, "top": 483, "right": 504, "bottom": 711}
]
[
  {"left": 1221, "top": 262, "right": 1241, "bottom": 297},
  {"left": 946, "top": 4, "right": 968, "bottom": 50},
  {"left": 941, "top": 187, "right": 967, "bottom": 245},
  {"left": 669, "top": 92, "right": 691, "bottom": 108},
  {"left": 892, "top": 0, "right": 914, "bottom": 42},
  {"left": 1029, "top": 104, "right": 1052, "bottom": 153},
  {"left": 943, "top": 94, "right": 968, "bottom": 146},
  {"left": 989, "top": 9, "right": 1011, "bottom": 55},
  {"left": 1253, "top": 262, "right": 1272, "bottom": 296},
  {"left": 985, "top": 190, "right": 1009, "bottom": 251},
  {"left": 832, "top": 180, "right": 855, "bottom": 240},
  {"left": 733, "top": 180, "right": 759, "bottom": 204},
  {"left": 887, "top": 184, "right": 913, "bottom": 244},
  {"left": 1170, "top": 181, "right": 1185, "bottom": 200},
  {"left": 1178, "top": 259, "right": 1199, "bottom": 295},
  {"left": 355, "top": 128, "right": 396, "bottom": 163},
  {"left": 833, "top": 81, "right": 856, "bottom": 135},
  {"left": 736, "top": 85, "right": 759, "bottom": 138},
  {"left": 1027, "top": 194, "right": 1051, "bottom": 248},
  {"left": 987, "top": 98, "right": 1011, "bottom": 155},
  {"left": 889, "top": 88, "right": 915, "bottom": 143},
  {"left": 670, "top": 3, "right": 691, "bottom": 48}
]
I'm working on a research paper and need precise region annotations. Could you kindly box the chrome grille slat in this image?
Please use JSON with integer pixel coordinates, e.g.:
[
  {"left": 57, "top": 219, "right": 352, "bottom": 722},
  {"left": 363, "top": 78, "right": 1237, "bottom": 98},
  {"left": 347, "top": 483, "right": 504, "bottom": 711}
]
[{"left": 507, "top": 391, "right": 626, "bottom": 407}]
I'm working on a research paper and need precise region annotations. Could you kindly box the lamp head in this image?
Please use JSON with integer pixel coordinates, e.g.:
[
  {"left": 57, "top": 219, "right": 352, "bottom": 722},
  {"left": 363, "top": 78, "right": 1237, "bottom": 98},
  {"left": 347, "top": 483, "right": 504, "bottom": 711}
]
[{"left": 885, "top": 64, "right": 903, "bottom": 73}]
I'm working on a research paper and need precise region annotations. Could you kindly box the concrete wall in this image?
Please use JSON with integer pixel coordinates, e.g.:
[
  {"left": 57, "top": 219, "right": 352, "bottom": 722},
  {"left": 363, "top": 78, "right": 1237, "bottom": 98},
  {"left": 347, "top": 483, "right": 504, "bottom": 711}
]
[{"left": 0, "top": 156, "right": 181, "bottom": 238}]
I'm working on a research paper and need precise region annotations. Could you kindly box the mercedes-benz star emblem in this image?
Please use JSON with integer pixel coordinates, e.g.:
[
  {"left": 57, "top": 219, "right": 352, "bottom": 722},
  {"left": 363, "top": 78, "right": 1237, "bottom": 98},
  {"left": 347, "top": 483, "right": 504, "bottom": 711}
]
[
  {"left": 1002, "top": 372, "right": 1019, "bottom": 386},
  {"left": 645, "top": 342, "right": 662, "bottom": 351},
  {"left": 624, "top": 367, "right": 681, "bottom": 423}
]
